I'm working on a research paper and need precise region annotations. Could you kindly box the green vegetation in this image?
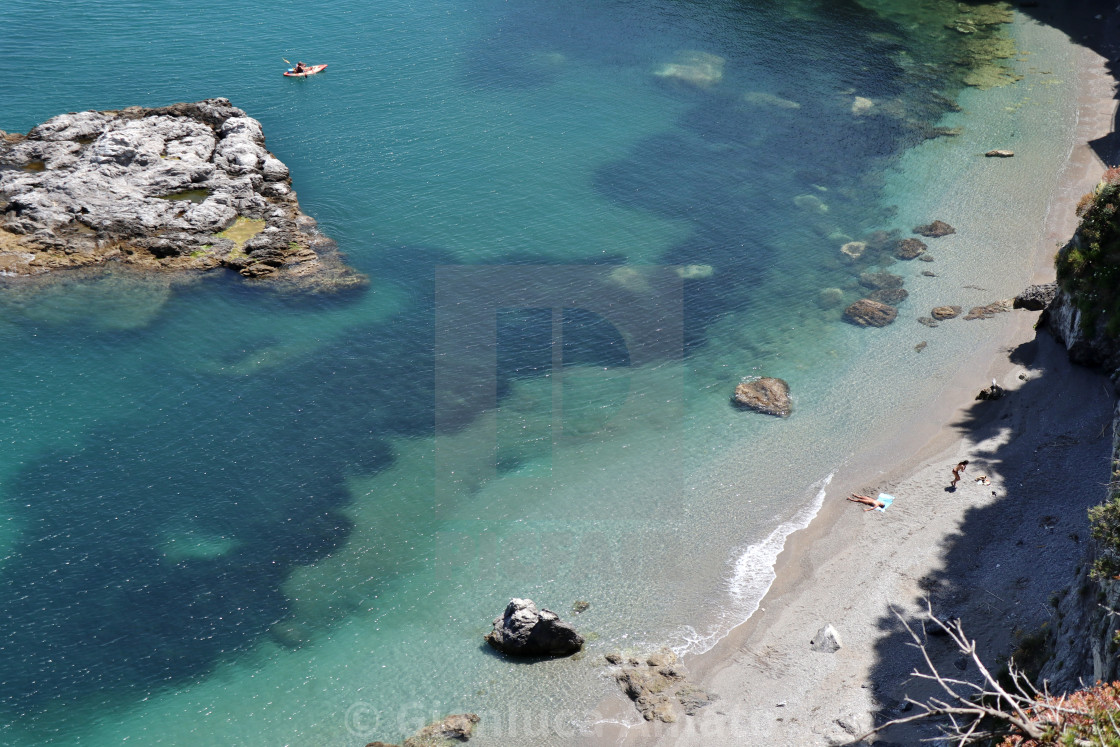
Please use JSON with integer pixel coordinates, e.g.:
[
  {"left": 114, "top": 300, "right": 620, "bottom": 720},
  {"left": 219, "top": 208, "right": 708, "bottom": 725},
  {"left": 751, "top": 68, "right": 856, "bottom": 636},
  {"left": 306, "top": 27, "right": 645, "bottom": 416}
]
[
  {"left": 1089, "top": 493, "right": 1120, "bottom": 581},
  {"left": 1056, "top": 169, "right": 1120, "bottom": 336}
]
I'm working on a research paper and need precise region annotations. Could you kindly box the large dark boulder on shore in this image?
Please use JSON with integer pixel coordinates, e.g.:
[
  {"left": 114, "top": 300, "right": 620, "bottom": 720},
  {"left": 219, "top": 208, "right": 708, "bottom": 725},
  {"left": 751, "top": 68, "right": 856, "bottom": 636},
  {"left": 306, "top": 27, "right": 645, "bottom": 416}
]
[
  {"left": 1014, "top": 283, "right": 1058, "bottom": 311},
  {"left": 484, "top": 598, "right": 584, "bottom": 658},
  {"left": 732, "top": 377, "right": 792, "bottom": 417},
  {"left": 844, "top": 298, "right": 898, "bottom": 327},
  {"left": 0, "top": 98, "right": 367, "bottom": 293}
]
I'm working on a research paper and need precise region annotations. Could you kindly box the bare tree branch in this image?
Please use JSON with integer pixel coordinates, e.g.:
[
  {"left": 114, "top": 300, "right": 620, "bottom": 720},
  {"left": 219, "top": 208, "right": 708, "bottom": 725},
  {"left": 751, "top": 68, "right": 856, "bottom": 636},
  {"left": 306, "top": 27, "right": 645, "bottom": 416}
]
[{"left": 853, "top": 601, "right": 1102, "bottom": 745}]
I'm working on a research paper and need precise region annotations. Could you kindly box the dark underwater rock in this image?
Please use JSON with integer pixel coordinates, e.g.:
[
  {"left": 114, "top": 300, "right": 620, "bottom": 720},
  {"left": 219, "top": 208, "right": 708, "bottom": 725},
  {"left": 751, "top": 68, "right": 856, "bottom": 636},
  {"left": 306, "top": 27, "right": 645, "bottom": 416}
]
[
  {"left": 858, "top": 271, "right": 904, "bottom": 290},
  {"left": 732, "top": 377, "right": 792, "bottom": 417},
  {"left": 844, "top": 298, "right": 898, "bottom": 327},
  {"left": 868, "top": 287, "right": 909, "bottom": 305},
  {"left": 913, "top": 220, "right": 956, "bottom": 237},
  {"left": 931, "top": 305, "right": 962, "bottom": 320},
  {"left": 894, "top": 237, "right": 927, "bottom": 259},
  {"left": 963, "top": 300, "right": 1013, "bottom": 320},
  {"left": 366, "top": 713, "right": 481, "bottom": 747}
]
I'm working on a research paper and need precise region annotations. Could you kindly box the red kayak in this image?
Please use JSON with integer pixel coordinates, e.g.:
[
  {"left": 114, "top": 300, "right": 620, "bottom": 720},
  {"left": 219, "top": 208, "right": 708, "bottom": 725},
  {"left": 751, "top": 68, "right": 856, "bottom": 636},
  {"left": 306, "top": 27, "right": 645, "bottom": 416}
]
[{"left": 284, "top": 64, "right": 327, "bottom": 77}]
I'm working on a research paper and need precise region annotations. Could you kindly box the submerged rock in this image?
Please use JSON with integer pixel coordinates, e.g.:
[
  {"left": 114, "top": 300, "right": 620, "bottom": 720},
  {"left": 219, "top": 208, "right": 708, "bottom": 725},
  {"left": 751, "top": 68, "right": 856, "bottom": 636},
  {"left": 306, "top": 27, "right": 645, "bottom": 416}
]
[
  {"left": 653, "top": 51, "right": 724, "bottom": 88},
  {"left": 0, "top": 98, "right": 367, "bottom": 293},
  {"left": 913, "top": 220, "right": 956, "bottom": 238},
  {"left": 366, "top": 713, "right": 481, "bottom": 747},
  {"left": 818, "top": 287, "right": 845, "bottom": 309},
  {"left": 964, "top": 300, "right": 1013, "bottom": 320},
  {"left": 894, "top": 237, "right": 927, "bottom": 260},
  {"left": 484, "top": 598, "right": 583, "bottom": 658},
  {"left": 742, "top": 91, "right": 801, "bottom": 110},
  {"left": 732, "top": 377, "right": 792, "bottom": 417},
  {"left": 868, "top": 287, "right": 908, "bottom": 305},
  {"left": 858, "top": 271, "right": 904, "bottom": 291},
  {"left": 607, "top": 648, "right": 714, "bottom": 723},
  {"left": 793, "top": 193, "right": 829, "bottom": 214},
  {"left": 675, "top": 263, "right": 714, "bottom": 280},
  {"left": 844, "top": 298, "right": 897, "bottom": 327},
  {"left": 840, "top": 240, "right": 868, "bottom": 261},
  {"left": 605, "top": 647, "right": 719, "bottom": 722},
  {"left": 851, "top": 96, "right": 875, "bottom": 116},
  {"left": 406, "top": 714, "right": 480, "bottom": 746},
  {"left": 931, "top": 305, "right": 962, "bottom": 320}
]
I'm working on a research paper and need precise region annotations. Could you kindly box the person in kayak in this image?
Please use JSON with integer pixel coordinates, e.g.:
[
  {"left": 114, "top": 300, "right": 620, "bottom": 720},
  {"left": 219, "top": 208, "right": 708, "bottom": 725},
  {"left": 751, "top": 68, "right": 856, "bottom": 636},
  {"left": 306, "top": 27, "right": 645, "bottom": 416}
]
[{"left": 293, "top": 61, "right": 308, "bottom": 74}]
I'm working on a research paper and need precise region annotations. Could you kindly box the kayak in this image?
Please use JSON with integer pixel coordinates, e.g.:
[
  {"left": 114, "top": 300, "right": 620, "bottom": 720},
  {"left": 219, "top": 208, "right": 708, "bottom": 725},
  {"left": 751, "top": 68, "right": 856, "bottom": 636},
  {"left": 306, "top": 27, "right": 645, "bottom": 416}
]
[{"left": 283, "top": 64, "right": 327, "bottom": 77}]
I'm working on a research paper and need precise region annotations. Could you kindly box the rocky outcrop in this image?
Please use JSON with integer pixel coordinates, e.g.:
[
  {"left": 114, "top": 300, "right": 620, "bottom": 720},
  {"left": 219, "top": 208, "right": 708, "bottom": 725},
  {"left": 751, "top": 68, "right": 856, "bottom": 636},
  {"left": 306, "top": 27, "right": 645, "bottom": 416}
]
[
  {"left": 732, "top": 376, "right": 792, "bottom": 417},
  {"left": 1014, "top": 283, "right": 1058, "bottom": 311},
  {"left": 1043, "top": 290, "right": 1120, "bottom": 369},
  {"left": 913, "top": 220, "right": 956, "bottom": 237},
  {"left": 0, "top": 98, "right": 367, "bottom": 293},
  {"left": 606, "top": 649, "right": 718, "bottom": 723},
  {"left": 484, "top": 598, "right": 584, "bottom": 658},
  {"left": 365, "top": 713, "right": 480, "bottom": 747},
  {"left": 844, "top": 298, "right": 898, "bottom": 327}
]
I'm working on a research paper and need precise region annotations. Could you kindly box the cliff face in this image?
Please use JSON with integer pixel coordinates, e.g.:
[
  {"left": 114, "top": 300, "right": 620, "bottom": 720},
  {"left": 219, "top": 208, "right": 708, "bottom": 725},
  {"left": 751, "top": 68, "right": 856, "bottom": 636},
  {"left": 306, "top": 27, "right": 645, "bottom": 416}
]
[
  {"left": 1037, "top": 397, "right": 1120, "bottom": 691},
  {"left": 1039, "top": 183, "right": 1120, "bottom": 689},
  {"left": 1046, "top": 291, "right": 1120, "bottom": 374}
]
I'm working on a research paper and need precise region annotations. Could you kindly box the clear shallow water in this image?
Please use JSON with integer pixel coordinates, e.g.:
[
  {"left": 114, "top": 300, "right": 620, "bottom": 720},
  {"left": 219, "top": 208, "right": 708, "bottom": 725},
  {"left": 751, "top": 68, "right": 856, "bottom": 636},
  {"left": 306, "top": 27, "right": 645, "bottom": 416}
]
[{"left": 0, "top": 1, "right": 1081, "bottom": 743}]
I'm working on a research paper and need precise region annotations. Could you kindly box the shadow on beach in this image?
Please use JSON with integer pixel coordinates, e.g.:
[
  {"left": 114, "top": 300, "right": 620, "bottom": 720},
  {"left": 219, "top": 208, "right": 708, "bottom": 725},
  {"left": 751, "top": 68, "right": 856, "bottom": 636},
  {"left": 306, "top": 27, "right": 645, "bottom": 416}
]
[
  {"left": 863, "top": 328, "right": 1116, "bottom": 743},
  {"left": 864, "top": 3, "right": 1120, "bottom": 739}
]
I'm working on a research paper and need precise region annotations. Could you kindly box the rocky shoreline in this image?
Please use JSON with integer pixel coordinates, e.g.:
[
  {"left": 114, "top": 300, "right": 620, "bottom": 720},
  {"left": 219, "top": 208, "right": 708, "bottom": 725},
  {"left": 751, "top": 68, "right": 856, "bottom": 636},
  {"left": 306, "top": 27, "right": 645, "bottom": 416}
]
[{"left": 0, "top": 98, "right": 367, "bottom": 293}]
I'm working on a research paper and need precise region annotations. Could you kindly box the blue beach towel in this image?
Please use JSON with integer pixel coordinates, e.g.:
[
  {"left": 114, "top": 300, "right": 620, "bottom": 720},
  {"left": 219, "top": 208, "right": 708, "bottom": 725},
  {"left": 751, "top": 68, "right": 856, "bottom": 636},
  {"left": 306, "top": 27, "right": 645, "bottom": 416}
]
[{"left": 875, "top": 494, "right": 895, "bottom": 512}]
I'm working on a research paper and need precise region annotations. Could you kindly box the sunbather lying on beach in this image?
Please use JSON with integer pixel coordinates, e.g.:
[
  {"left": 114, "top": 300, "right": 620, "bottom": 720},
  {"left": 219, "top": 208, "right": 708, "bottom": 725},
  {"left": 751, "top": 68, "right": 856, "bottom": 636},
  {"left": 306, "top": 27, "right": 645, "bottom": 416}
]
[{"left": 848, "top": 493, "right": 887, "bottom": 511}]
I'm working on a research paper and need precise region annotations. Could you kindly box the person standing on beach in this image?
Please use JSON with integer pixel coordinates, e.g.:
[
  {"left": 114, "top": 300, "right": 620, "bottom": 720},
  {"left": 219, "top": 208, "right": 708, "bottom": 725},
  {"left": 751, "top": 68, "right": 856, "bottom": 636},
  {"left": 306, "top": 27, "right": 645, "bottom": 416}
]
[{"left": 950, "top": 460, "right": 969, "bottom": 488}]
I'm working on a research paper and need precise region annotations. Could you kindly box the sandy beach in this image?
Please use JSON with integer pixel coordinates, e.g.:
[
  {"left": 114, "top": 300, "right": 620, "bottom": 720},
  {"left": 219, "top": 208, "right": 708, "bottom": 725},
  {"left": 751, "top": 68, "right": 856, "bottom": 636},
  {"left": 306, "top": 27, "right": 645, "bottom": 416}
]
[{"left": 591, "top": 5, "right": 1120, "bottom": 745}]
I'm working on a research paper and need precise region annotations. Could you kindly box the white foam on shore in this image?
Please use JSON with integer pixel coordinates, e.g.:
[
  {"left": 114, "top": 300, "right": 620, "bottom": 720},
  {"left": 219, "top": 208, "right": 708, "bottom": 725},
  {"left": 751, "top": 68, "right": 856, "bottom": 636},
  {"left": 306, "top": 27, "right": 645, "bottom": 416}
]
[{"left": 670, "top": 473, "right": 833, "bottom": 656}]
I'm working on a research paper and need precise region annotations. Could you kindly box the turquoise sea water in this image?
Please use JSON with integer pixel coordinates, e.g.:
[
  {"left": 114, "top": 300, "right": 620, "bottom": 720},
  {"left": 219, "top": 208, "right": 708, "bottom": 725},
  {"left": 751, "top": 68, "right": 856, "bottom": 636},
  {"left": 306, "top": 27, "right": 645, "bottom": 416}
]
[{"left": 0, "top": 1, "right": 1084, "bottom": 743}]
